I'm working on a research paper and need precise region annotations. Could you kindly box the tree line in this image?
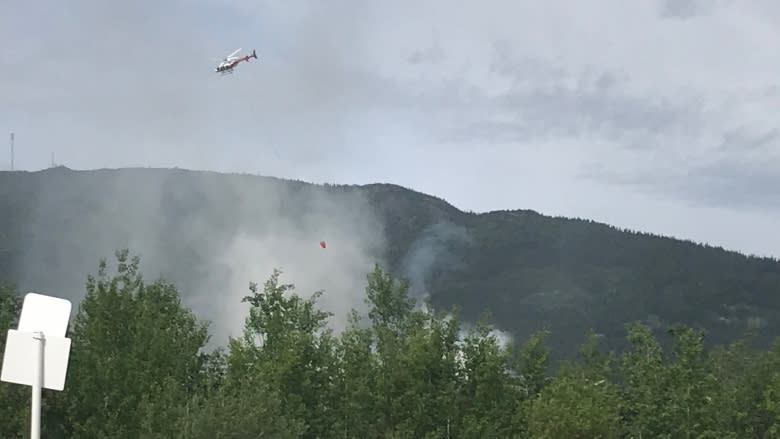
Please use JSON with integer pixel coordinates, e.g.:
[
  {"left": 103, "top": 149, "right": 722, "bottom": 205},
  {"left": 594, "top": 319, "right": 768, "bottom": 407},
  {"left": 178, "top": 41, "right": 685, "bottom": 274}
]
[{"left": 2, "top": 249, "right": 780, "bottom": 438}]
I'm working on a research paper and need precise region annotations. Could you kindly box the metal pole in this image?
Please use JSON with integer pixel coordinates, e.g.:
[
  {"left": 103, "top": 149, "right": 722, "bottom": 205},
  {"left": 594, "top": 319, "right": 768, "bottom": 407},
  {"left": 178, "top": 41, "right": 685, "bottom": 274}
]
[
  {"left": 31, "top": 331, "right": 44, "bottom": 439},
  {"left": 10, "top": 133, "right": 14, "bottom": 171}
]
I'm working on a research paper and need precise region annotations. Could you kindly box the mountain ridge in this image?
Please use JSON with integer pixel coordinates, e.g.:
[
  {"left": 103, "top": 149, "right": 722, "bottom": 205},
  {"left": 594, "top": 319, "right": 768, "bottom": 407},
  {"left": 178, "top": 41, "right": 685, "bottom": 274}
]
[
  {"left": 1, "top": 166, "right": 779, "bottom": 360},
  {"left": 10, "top": 165, "right": 773, "bottom": 259}
]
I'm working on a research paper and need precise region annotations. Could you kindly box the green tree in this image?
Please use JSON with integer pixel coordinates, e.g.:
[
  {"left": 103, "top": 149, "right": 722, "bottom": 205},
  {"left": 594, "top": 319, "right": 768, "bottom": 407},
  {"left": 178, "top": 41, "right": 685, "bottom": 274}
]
[
  {"left": 362, "top": 265, "right": 415, "bottom": 436},
  {"left": 705, "top": 339, "right": 764, "bottom": 437},
  {"left": 333, "top": 310, "right": 380, "bottom": 438},
  {"left": 0, "top": 283, "right": 27, "bottom": 438},
  {"left": 511, "top": 329, "right": 551, "bottom": 434},
  {"left": 456, "top": 315, "right": 521, "bottom": 438},
  {"left": 177, "top": 378, "right": 305, "bottom": 438},
  {"left": 619, "top": 322, "right": 670, "bottom": 437},
  {"left": 527, "top": 362, "right": 621, "bottom": 438},
  {"left": 619, "top": 322, "right": 721, "bottom": 438},
  {"left": 391, "top": 307, "right": 461, "bottom": 438},
  {"left": 755, "top": 340, "right": 780, "bottom": 437},
  {"left": 662, "top": 324, "right": 719, "bottom": 437},
  {"left": 226, "top": 268, "right": 339, "bottom": 438},
  {"left": 63, "top": 250, "right": 211, "bottom": 438}
]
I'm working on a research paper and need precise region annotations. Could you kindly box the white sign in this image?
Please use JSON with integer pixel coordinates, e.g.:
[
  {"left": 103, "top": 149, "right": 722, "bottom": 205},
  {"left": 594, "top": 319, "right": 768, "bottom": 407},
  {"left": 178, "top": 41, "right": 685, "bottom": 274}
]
[
  {"left": 1, "top": 329, "right": 72, "bottom": 391},
  {"left": 0, "top": 292, "right": 73, "bottom": 439},
  {"left": 1, "top": 292, "right": 73, "bottom": 390},
  {"left": 17, "top": 292, "right": 72, "bottom": 337}
]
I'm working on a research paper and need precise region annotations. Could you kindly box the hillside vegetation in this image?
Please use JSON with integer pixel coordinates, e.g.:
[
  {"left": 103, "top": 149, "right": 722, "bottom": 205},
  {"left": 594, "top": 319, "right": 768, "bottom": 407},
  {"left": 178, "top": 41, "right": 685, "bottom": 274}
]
[
  {"left": 3, "top": 252, "right": 780, "bottom": 437},
  {"left": 1, "top": 166, "right": 780, "bottom": 361}
]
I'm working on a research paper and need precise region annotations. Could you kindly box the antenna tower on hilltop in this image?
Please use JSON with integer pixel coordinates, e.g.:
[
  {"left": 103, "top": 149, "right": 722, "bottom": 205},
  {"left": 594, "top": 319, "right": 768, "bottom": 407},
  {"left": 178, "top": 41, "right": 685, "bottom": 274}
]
[{"left": 10, "top": 132, "right": 14, "bottom": 171}]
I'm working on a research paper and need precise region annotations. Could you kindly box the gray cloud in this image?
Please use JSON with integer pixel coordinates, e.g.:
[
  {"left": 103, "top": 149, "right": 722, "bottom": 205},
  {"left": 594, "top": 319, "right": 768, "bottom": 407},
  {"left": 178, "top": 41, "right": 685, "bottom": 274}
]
[
  {"left": 660, "top": 0, "right": 708, "bottom": 20},
  {"left": 2, "top": 0, "right": 780, "bottom": 264},
  {"left": 445, "top": 68, "right": 703, "bottom": 148},
  {"left": 649, "top": 156, "right": 780, "bottom": 214},
  {"left": 719, "top": 127, "right": 778, "bottom": 154},
  {"left": 582, "top": 124, "right": 780, "bottom": 214},
  {"left": 687, "top": 156, "right": 780, "bottom": 210},
  {"left": 659, "top": 0, "right": 740, "bottom": 20},
  {"left": 407, "top": 36, "right": 446, "bottom": 66}
]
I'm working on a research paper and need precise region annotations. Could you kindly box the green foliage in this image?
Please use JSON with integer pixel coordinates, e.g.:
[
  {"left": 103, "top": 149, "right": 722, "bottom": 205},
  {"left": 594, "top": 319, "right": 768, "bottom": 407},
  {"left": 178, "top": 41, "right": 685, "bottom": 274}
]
[
  {"left": 175, "top": 380, "right": 306, "bottom": 438},
  {"left": 527, "top": 364, "right": 621, "bottom": 438},
  {"left": 5, "top": 249, "right": 780, "bottom": 437},
  {"left": 228, "top": 268, "right": 339, "bottom": 438},
  {"left": 332, "top": 310, "right": 380, "bottom": 437},
  {"left": 62, "top": 250, "right": 211, "bottom": 438},
  {"left": 0, "top": 283, "right": 27, "bottom": 438},
  {"left": 456, "top": 316, "right": 522, "bottom": 437}
]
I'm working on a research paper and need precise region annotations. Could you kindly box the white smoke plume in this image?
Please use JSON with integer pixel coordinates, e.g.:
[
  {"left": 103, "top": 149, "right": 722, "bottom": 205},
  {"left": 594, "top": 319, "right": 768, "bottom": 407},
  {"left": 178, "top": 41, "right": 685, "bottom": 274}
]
[
  {"left": 15, "top": 168, "right": 386, "bottom": 347},
  {"left": 399, "top": 221, "right": 473, "bottom": 302}
]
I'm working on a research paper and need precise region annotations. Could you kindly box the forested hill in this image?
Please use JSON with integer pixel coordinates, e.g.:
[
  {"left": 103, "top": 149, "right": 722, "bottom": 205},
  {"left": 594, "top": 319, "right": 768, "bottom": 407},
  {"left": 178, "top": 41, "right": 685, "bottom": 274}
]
[{"left": 1, "top": 166, "right": 780, "bottom": 359}]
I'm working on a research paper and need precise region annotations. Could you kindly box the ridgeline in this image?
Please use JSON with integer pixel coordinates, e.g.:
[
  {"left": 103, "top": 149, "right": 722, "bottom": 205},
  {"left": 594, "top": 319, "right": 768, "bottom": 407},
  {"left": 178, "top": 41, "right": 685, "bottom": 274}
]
[{"left": 1, "top": 166, "right": 779, "bottom": 360}]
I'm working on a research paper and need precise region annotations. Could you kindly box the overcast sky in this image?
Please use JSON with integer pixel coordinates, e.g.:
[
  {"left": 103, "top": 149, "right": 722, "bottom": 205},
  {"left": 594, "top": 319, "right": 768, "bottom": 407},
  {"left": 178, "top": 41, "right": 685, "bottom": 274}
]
[{"left": 2, "top": 0, "right": 779, "bottom": 258}]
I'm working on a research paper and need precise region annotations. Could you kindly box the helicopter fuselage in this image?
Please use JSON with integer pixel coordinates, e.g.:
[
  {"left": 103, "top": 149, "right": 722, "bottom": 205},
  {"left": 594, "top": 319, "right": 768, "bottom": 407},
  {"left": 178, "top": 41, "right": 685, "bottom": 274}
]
[{"left": 214, "top": 50, "right": 257, "bottom": 74}]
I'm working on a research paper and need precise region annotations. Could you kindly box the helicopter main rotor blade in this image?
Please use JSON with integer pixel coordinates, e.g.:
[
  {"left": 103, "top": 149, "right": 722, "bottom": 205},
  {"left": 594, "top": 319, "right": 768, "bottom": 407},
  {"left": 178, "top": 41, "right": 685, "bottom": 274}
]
[{"left": 227, "top": 48, "right": 241, "bottom": 59}]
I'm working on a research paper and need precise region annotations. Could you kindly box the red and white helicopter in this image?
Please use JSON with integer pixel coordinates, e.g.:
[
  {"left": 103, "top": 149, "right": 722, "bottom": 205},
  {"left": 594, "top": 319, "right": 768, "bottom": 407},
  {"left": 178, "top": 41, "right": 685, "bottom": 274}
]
[{"left": 215, "top": 48, "right": 258, "bottom": 75}]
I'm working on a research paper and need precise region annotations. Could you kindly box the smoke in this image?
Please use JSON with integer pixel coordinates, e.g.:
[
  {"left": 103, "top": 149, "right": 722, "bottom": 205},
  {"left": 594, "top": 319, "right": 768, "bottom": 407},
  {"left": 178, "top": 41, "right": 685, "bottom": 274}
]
[
  {"left": 15, "top": 168, "right": 386, "bottom": 347},
  {"left": 456, "top": 323, "right": 515, "bottom": 350},
  {"left": 193, "top": 180, "right": 386, "bottom": 345},
  {"left": 399, "top": 221, "right": 473, "bottom": 301},
  {"left": 491, "top": 327, "right": 514, "bottom": 348},
  {"left": 398, "top": 220, "right": 518, "bottom": 348}
]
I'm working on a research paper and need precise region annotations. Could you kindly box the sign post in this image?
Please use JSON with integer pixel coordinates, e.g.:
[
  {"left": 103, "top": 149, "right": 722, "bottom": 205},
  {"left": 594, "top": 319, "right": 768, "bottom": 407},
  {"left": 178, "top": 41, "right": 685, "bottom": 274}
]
[{"left": 1, "top": 293, "right": 73, "bottom": 439}]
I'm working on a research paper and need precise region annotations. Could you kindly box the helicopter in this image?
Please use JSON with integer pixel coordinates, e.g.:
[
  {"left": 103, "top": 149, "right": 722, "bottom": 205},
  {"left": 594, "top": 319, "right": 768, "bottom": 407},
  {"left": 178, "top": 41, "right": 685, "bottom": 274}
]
[{"left": 215, "top": 48, "right": 258, "bottom": 75}]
